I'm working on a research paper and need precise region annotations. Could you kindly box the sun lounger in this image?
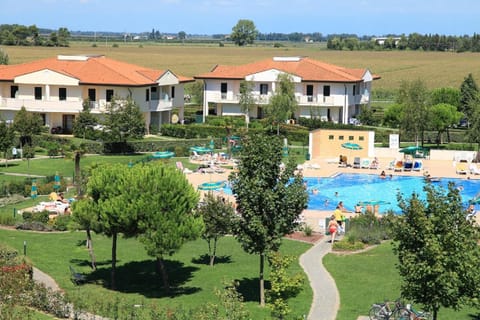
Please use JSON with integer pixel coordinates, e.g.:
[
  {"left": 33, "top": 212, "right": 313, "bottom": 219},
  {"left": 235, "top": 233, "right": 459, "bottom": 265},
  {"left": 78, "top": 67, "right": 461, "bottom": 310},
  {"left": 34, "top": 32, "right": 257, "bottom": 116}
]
[
  {"left": 176, "top": 161, "right": 193, "bottom": 174},
  {"left": 361, "top": 158, "right": 370, "bottom": 169},
  {"left": 394, "top": 160, "right": 403, "bottom": 172},
  {"left": 353, "top": 157, "right": 361, "bottom": 169},
  {"left": 470, "top": 163, "right": 480, "bottom": 175},
  {"left": 456, "top": 162, "right": 468, "bottom": 175},
  {"left": 413, "top": 160, "right": 423, "bottom": 171},
  {"left": 403, "top": 161, "right": 413, "bottom": 171}
]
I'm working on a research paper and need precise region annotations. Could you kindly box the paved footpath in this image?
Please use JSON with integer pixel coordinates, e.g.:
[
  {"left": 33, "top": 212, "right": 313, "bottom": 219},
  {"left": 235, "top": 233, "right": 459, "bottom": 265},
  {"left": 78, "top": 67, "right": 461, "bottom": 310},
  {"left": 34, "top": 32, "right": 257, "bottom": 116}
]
[{"left": 300, "top": 238, "right": 340, "bottom": 320}]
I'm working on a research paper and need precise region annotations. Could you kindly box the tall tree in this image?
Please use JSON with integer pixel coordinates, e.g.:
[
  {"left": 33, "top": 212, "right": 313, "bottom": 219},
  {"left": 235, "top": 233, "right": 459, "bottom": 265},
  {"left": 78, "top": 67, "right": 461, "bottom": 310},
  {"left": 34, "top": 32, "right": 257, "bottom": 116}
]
[
  {"left": 83, "top": 163, "right": 141, "bottom": 289},
  {"left": 70, "top": 198, "right": 98, "bottom": 270},
  {"left": 466, "top": 95, "right": 480, "bottom": 151},
  {"left": 396, "top": 79, "right": 430, "bottom": 145},
  {"left": 72, "top": 99, "right": 99, "bottom": 140},
  {"left": 230, "top": 134, "right": 308, "bottom": 306},
  {"left": 102, "top": 96, "right": 146, "bottom": 143},
  {"left": 0, "top": 120, "right": 15, "bottom": 167},
  {"left": 239, "top": 80, "right": 255, "bottom": 130},
  {"left": 459, "top": 73, "right": 479, "bottom": 123},
  {"left": 231, "top": 19, "right": 258, "bottom": 46},
  {"left": 136, "top": 163, "right": 203, "bottom": 293},
  {"left": 197, "top": 193, "right": 236, "bottom": 266},
  {"left": 12, "top": 106, "right": 42, "bottom": 148},
  {"left": 0, "top": 48, "right": 8, "bottom": 65},
  {"left": 265, "top": 73, "right": 298, "bottom": 135},
  {"left": 393, "top": 183, "right": 480, "bottom": 320},
  {"left": 430, "top": 87, "right": 460, "bottom": 107},
  {"left": 428, "top": 103, "right": 462, "bottom": 145}
]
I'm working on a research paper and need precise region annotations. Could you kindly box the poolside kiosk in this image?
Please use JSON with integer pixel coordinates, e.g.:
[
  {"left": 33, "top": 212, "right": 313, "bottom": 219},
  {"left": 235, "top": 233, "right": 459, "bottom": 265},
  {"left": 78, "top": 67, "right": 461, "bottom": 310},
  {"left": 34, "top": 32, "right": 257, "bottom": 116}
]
[{"left": 308, "top": 129, "right": 375, "bottom": 160}]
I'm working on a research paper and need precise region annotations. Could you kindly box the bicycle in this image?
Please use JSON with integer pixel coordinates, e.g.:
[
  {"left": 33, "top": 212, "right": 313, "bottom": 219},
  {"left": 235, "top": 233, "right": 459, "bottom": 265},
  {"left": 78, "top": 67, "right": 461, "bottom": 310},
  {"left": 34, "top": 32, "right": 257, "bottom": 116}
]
[
  {"left": 369, "top": 298, "right": 404, "bottom": 320},
  {"left": 392, "top": 304, "right": 432, "bottom": 320}
]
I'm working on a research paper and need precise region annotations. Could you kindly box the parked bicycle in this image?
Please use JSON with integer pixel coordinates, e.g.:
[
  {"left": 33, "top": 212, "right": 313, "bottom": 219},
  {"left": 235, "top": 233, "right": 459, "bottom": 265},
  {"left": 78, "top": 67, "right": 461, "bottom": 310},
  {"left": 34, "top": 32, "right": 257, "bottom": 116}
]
[
  {"left": 369, "top": 298, "right": 404, "bottom": 320},
  {"left": 392, "top": 303, "right": 432, "bottom": 320}
]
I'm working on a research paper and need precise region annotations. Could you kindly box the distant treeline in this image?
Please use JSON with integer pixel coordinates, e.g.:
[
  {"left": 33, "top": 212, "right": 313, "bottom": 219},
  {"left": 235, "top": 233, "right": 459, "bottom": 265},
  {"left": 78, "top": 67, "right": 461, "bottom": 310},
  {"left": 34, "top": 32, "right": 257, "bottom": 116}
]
[
  {"left": 327, "top": 33, "right": 480, "bottom": 52},
  {"left": 0, "top": 24, "right": 70, "bottom": 47}
]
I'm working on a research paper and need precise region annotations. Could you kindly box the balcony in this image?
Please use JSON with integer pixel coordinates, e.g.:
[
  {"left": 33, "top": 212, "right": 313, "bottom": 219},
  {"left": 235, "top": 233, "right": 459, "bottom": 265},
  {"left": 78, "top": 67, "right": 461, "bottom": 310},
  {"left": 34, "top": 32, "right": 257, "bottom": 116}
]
[
  {"left": 0, "top": 98, "right": 83, "bottom": 112},
  {"left": 296, "top": 95, "right": 335, "bottom": 106},
  {"left": 149, "top": 98, "right": 173, "bottom": 111}
]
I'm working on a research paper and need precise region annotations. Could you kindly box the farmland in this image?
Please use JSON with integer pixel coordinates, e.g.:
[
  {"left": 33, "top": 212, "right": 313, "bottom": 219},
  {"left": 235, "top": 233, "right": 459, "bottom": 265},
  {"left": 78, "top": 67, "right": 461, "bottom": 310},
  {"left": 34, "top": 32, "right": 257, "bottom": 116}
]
[{"left": 4, "top": 41, "right": 480, "bottom": 91}]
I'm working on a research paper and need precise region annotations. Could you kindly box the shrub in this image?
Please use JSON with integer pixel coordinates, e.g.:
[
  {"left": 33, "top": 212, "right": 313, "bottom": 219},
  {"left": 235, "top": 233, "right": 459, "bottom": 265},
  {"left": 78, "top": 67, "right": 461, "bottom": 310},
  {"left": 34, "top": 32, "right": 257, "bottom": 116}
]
[
  {"left": 16, "top": 221, "right": 52, "bottom": 232},
  {"left": 22, "top": 210, "right": 49, "bottom": 224},
  {"left": 303, "top": 224, "right": 313, "bottom": 236},
  {"left": 52, "top": 215, "right": 71, "bottom": 231}
]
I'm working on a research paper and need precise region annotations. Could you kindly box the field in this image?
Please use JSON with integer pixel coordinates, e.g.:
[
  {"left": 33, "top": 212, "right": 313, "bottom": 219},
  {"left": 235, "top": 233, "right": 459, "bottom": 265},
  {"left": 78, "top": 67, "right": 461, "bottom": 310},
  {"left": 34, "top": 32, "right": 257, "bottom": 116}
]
[{"left": 3, "top": 42, "right": 480, "bottom": 90}]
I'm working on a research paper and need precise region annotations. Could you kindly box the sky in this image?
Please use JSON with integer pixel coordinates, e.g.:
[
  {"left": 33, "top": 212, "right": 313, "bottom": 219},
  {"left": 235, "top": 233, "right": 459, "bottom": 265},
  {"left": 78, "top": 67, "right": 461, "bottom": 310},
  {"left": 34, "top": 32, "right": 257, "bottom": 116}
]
[{"left": 1, "top": 0, "right": 479, "bottom": 36}]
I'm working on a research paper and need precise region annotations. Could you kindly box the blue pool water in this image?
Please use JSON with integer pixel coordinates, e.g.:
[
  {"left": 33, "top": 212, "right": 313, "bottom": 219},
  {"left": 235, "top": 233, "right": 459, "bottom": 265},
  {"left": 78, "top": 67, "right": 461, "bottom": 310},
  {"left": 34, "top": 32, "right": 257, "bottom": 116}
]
[
  {"left": 304, "top": 174, "right": 480, "bottom": 213},
  {"left": 221, "top": 174, "right": 480, "bottom": 213}
]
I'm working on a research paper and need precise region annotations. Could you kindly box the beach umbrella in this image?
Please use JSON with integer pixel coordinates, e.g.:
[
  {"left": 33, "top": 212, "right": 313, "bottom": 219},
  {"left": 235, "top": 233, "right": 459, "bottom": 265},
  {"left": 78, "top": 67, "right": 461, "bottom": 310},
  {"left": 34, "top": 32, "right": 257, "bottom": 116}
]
[
  {"left": 152, "top": 151, "right": 175, "bottom": 159},
  {"left": 53, "top": 171, "right": 61, "bottom": 190},
  {"left": 31, "top": 179, "right": 37, "bottom": 199},
  {"left": 198, "top": 181, "right": 226, "bottom": 191},
  {"left": 358, "top": 200, "right": 390, "bottom": 206},
  {"left": 341, "top": 142, "right": 362, "bottom": 150},
  {"left": 341, "top": 142, "right": 362, "bottom": 163}
]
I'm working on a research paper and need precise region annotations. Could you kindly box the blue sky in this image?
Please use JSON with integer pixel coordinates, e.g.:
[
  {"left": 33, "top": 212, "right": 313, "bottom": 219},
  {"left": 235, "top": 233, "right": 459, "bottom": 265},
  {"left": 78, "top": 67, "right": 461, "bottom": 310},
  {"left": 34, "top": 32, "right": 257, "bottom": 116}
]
[{"left": 1, "top": 0, "right": 478, "bottom": 36}]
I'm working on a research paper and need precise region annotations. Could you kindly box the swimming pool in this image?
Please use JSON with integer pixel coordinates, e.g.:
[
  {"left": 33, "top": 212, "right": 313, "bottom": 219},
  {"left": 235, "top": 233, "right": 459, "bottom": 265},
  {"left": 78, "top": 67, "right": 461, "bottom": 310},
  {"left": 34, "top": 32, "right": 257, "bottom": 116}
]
[
  {"left": 220, "top": 173, "right": 480, "bottom": 213},
  {"left": 304, "top": 174, "right": 480, "bottom": 213}
]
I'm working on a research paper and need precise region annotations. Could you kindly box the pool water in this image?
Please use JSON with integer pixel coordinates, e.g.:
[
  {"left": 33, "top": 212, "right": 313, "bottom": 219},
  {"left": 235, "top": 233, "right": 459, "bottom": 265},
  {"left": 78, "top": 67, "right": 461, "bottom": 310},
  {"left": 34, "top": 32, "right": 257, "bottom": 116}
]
[
  {"left": 220, "top": 173, "right": 480, "bottom": 213},
  {"left": 304, "top": 174, "right": 480, "bottom": 213}
]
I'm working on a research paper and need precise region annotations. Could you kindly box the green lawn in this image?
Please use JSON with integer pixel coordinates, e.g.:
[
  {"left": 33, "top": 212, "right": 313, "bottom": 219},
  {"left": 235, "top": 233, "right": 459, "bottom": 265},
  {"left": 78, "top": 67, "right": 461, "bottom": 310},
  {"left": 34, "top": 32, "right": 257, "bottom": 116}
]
[
  {"left": 0, "top": 229, "right": 312, "bottom": 319},
  {"left": 325, "top": 242, "right": 480, "bottom": 319}
]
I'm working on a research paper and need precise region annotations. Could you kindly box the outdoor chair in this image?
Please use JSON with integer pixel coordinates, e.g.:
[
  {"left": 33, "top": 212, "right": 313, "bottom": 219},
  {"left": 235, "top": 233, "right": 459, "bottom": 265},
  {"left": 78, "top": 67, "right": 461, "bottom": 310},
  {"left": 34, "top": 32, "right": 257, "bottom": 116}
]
[{"left": 69, "top": 266, "right": 86, "bottom": 285}]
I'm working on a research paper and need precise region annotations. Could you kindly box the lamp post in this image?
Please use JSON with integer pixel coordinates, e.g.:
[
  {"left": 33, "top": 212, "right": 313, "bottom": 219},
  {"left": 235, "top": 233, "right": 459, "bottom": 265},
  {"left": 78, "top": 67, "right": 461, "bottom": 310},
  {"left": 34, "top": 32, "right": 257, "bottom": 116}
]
[{"left": 23, "top": 240, "right": 27, "bottom": 256}]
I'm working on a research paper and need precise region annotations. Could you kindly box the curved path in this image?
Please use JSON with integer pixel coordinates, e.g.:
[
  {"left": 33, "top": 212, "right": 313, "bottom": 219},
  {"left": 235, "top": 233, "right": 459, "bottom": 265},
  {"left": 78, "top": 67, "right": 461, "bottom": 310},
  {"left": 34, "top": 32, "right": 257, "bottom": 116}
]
[{"left": 300, "top": 238, "right": 340, "bottom": 320}]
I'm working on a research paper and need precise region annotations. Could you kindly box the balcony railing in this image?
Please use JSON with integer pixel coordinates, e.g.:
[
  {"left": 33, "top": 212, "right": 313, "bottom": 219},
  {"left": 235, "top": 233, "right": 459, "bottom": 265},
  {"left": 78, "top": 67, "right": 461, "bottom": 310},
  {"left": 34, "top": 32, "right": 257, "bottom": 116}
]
[
  {"left": 149, "top": 98, "right": 173, "bottom": 111},
  {"left": 0, "top": 98, "right": 83, "bottom": 112}
]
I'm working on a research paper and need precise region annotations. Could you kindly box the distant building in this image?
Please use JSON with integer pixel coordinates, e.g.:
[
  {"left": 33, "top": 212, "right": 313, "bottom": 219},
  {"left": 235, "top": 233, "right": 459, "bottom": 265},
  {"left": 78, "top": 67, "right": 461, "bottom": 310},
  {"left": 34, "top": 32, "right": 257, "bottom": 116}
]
[
  {"left": 373, "top": 37, "right": 401, "bottom": 46},
  {"left": 194, "top": 56, "right": 380, "bottom": 124},
  {"left": 0, "top": 55, "right": 193, "bottom": 133}
]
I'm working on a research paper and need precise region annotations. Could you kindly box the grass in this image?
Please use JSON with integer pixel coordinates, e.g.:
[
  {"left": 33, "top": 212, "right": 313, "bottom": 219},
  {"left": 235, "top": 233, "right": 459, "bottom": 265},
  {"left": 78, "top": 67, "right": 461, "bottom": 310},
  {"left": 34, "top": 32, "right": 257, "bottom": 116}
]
[
  {"left": 4, "top": 43, "right": 480, "bottom": 90},
  {"left": 0, "top": 228, "right": 312, "bottom": 319},
  {"left": 325, "top": 241, "right": 480, "bottom": 319}
]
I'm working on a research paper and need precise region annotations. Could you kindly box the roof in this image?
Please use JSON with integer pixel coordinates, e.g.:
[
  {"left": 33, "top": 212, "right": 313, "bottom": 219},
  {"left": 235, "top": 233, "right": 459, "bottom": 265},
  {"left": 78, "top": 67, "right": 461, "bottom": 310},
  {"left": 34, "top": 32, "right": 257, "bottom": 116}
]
[
  {"left": 0, "top": 55, "right": 194, "bottom": 86},
  {"left": 194, "top": 56, "right": 381, "bottom": 83}
]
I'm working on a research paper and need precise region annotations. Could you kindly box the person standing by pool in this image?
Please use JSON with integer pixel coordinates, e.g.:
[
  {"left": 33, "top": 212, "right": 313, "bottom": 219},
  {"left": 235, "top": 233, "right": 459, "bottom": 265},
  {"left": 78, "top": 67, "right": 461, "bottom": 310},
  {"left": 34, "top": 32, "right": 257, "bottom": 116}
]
[
  {"left": 328, "top": 215, "right": 339, "bottom": 243},
  {"left": 334, "top": 205, "right": 344, "bottom": 234}
]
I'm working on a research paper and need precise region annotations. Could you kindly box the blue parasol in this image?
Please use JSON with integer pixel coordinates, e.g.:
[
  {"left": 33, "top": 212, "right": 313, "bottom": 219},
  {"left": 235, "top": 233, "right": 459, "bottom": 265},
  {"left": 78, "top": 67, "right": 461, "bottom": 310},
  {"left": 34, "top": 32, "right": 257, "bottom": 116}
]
[
  {"left": 152, "top": 151, "right": 175, "bottom": 159},
  {"left": 31, "top": 179, "right": 37, "bottom": 199},
  {"left": 53, "top": 171, "right": 61, "bottom": 190}
]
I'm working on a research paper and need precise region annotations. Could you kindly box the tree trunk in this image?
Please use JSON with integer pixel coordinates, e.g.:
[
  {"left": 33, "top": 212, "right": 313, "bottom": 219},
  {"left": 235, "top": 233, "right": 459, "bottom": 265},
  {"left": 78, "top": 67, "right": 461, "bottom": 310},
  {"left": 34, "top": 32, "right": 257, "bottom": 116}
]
[
  {"left": 156, "top": 257, "right": 170, "bottom": 294},
  {"left": 111, "top": 232, "right": 117, "bottom": 290},
  {"left": 259, "top": 253, "right": 265, "bottom": 307},
  {"left": 86, "top": 228, "right": 96, "bottom": 270},
  {"left": 74, "top": 152, "right": 81, "bottom": 196},
  {"left": 4, "top": 151, "right": 7, "bottom": 168},
  {"left": 210, "top": 237, "right": 218, "bottom": 267}
]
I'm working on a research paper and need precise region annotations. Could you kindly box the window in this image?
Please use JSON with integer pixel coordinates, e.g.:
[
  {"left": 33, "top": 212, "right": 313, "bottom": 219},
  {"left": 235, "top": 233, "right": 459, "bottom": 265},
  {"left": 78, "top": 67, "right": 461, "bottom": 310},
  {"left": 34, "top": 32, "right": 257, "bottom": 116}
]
[
  {"left": 260, "top": 83, "right": 268, "bottom": 95},
  {"left": 359, "top": 136, "right": 365, "bottom": 141},
  {"left": 146, "top": 89, "right": 150, "bottom": 101},
  {"left": 88, "top": 88, "right": 96, "bottom": 102},
  {"left": 150, "top": 87, "right": 159, "bottom": 100},
  {"left": 220, "top": 83, "right": 227, "bottom": 99},
  {"left": 323, "top": 85, "right": 330, "bottom": 97},
  {"left": 34, "top": 87, "right": 42, "bottom": 100},
  {"left": 306, "top": 84, "right": 313, "bottom": 102},
  {"left": 106, "top": 89, "right": 114, "bottom": 102},
  {"left": 328, "top": 135, "right": 334, "bottom": 140},
  {"left": 10, "top": 86, "right": 18, "bottom": 98},
  {"left": 171, "top": 86, "right": 175, "bottom": 99},
  {"left": 59, "top": 88, "right": 67, "bottom": 101},
  {"left": 339, "top": 135, "right": 344, "bottom": 140},
  {"left": 353, "top": 85, "right": 356, "bottom": 96},
  {"left": 349, "top": 136, "right": 354, "bottom": 141}
]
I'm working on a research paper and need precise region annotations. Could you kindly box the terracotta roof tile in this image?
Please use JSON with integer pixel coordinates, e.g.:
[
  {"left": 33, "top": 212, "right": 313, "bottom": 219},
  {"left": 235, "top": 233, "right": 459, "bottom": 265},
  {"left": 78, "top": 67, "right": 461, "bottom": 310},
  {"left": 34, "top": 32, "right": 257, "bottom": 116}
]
[
  {"left": 195, "top": 57, "right": 380, "bottom": 82},
  {"left": 0, "top": 55, "right": 193, "bottom": 86}
]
